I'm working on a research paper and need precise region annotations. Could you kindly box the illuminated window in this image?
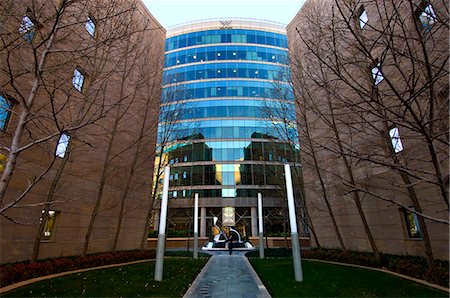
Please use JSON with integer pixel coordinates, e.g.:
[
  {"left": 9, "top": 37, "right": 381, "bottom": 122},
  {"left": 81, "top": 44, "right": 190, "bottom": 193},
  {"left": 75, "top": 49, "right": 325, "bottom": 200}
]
[
  {"left": 389, "top": 127, "right": 403, "bottom": 153},
  {"left": 42, "top": 210, "right": 60, "bottom": 241},
  {"left": 222, "top": 188, "right": 237, "bottom": 198},
  {"left": 0, "top": 95, "right": 13, "bottom": 130},
  {"left": 371, "top": 63, "right": 384, "bottom": 85},
  {"left": 417, "top": 2, "right": 437, "bottom": 31},
  {"left": 72, "top": 68, "right": 85, "bottom": 92},
  {"left": 19, "top": 15, "right": 35, "bottom": 42},
  {"left": 403, "top": 208, "right": 422, "bottom": 239},
  {"left": 358, "top": 6, "right": 368, "bottom": 29},
  {"left": 86, "top": 17, "right": 96, "bottom": 37},
  {"left": 55, "top": 133, "right": 70, "bottom": 158}
]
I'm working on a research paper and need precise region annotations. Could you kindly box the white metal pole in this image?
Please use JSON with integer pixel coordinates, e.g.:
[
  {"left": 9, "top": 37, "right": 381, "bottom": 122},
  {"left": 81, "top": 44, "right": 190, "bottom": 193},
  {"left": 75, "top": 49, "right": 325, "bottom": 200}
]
[
  {"left": 193, "top": 193, "right": 199, "bottom": 259},
  {"left": 284, "top": 164, "right": 303, "bottom": 282},
  {"left": 258, "top": 193, "right": 264, "bottom": 259},
  {"left": 154, "top": 166, "right": 170, "bottom": 281}
]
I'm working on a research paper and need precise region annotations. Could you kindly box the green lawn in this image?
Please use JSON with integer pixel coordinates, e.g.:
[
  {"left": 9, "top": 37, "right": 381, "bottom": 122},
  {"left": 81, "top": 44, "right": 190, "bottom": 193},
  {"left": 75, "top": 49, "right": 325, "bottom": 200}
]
[
  {"left": 3, "top": 258, "right": 208, "bottom": 297},
  {"left": 249, "top": 258, "right": 447, "bottom": 297}
]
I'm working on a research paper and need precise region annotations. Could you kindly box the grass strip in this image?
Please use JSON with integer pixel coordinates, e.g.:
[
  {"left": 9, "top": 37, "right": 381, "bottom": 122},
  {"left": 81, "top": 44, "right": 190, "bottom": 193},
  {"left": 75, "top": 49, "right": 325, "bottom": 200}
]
[
  {"left": 3, "top": 258, "right": 208, "bottom": 297},
  {"left": 249, "top": 257, "right": 447, "bottom": 297}
]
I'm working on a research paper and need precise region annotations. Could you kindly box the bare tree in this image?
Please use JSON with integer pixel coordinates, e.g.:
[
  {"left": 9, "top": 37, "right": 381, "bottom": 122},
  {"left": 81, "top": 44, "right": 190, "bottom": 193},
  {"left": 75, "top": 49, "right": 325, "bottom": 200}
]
[
  {"left": 111, "top": 45, "right": 163, "bottom": 253},
  {"left": 289, "top": 0, "right": 449, "bottom": 269},
  {"left": 81, "top": 2, "right": 163, "bottom": 256},
  {"left": 0, "top": 0, "right": 164, "bottom": 261},
  {"left": 140, "top": 83, "right": 189, "bottom": 249},
  {"left": 0, "top": 0, "right": 146, "bottom": 215}
]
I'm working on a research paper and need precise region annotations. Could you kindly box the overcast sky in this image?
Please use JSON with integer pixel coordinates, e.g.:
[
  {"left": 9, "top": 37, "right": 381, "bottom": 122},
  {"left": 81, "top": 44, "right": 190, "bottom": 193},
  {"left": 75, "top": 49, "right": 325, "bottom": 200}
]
[{"left": 142, "top": 0, "right": 307, "bottom": 28}]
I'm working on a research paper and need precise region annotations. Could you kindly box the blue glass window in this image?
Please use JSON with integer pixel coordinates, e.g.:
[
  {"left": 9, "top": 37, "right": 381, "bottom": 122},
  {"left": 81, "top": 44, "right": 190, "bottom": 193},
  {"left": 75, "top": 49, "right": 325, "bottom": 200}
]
[
  {"left": 166, "top": 29, "right": 288, "bottom": 51},
  {"left": 0, "top": 95, "right": 13, "bottom": 130},
  {"left": 164, "top": 46, "right": 288, "bottom": 67},
  {"left": 163, "top": 62, "right": 289, "bottom": 85}
]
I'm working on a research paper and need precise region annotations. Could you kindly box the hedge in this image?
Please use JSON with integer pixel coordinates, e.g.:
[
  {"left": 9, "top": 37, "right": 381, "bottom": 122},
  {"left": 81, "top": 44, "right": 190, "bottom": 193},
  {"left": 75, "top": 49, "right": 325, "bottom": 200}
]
[{"left": 1, "top": 250, "right": 156, "bottom": 287}]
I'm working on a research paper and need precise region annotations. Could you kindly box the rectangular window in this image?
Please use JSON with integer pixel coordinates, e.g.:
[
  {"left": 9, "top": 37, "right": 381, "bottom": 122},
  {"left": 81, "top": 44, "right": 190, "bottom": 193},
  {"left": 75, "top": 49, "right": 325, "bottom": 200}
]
[
  {"left": 0, "top": 95, "right": 13, "bottom": 130},
  {"left": 55, "top": 133, "right": 70, "bottom": 158},
  {"left": 358, "top": 6, "right": 368, "bottom": 29},
  {"left": 403, "top": 208, "right": 422, "bottom": 239},
  {"left": 72, "top": 68, "right": 85, "bottom": 92},
  {"left": 417, "top": 2, "right": 437, "bottom": 31},
  {"left": 19, "top": 15, "right": 35, "bottom": 42},
  {"left": 389, "top": 127, "right": 404, "bottom": 153},
  {"left": 371, "top": 63, "right": 384, "bottom": 85},
  {"left": 42, "top": 210, "right": 60, "bottom": 241},
  {"left": 86, "top": 17, "right": 96, "bottom": 37}
]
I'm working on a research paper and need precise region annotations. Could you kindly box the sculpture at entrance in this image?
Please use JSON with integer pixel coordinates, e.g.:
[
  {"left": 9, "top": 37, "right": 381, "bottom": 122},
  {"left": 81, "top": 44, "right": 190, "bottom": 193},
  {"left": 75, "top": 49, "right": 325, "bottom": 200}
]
[{"left": 202, "top": 217, "right": 254, "bottom": 250}]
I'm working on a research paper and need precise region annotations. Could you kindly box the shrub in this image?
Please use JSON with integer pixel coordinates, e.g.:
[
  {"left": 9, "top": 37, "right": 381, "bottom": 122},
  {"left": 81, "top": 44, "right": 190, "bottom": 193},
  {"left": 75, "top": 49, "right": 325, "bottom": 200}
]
[{"left": 0, "top": 250, "right": 156, "bottom": 287}]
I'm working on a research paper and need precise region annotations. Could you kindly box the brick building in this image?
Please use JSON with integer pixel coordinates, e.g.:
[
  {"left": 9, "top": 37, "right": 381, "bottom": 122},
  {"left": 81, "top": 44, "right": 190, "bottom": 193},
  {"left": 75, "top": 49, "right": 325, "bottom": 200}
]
[
  {"left": 0, "top": 0, "right": 165, "bottom": 263},
  {"left": 288, "top": 0, "right": 448, "bottom": 262}
]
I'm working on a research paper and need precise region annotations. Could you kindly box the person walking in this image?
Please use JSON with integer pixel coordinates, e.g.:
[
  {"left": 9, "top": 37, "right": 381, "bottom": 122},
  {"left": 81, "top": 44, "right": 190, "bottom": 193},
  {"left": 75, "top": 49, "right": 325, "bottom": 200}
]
[{"left": 228, "top": 231, "right": 234, "bottom": 255}]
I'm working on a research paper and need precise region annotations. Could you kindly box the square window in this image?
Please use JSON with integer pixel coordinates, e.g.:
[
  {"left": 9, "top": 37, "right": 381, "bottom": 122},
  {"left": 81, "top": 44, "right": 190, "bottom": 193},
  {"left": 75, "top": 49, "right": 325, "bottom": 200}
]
[
  {"left": 371, "top": 63, "right": 384, "bottom": 85},
  {"left": 418, "top": 3, "right": 437, "bottom": 32},
  {"left": 403, "top": 208, "right": 422, "bottom": 239},
  {"left": 42, "top": 210, "right": 60, "bottom": 241},
  {"left": 358, "top": 7, "right": 368, "bottom": 29},
  {"left": 0, "top": 95, "right": 13, "bottom": 130},
  {"left": 19, "top": 15, "right": 35, "bottom": 42},
  {"left": 86, "top": 17, "right": 96, "bottom": 37},
  {"left": 389, "top": 127, "right": 404, "bottom": 153},
  {"left": 72, "top": 68, "right": 85, "bottom": 92},
  {"left": 55, "top": 133, "right": 70, "bottom": 158}
]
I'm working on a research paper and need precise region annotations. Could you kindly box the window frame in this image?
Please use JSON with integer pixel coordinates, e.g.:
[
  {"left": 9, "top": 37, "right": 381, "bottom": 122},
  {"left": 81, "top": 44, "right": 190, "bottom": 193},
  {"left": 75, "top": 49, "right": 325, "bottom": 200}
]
[
  {"left": 388, "top": 126, "right": 404, "bottom": 154},
  {"left": 0, "top": 94, "right": 14, "bottom": 131},
  {"left": 402, "top": 208, "right": 423, "bottom": 239},
  {"left": 415, "top": 1, "right": 437, "bottom": 32},
  {"left": 19, "top": 14, "right": 36, "bottom": 42},
  {"left": 85, "top": 16, "right": 96, "bottom": 37},
  {"left": 357, "top": 5, "right": 369, "bottom": 29},
  {"left": 41, "top": 210, "right": 60, "bottom": 241},
  {"left": 371, "top": 62, "right": 384, "bottom": 86},
  {"left": 55, "top": 133, "right": 71, "bottom": 158},
  {"left": 72, "top": 68, "right": 86, "bottom": 92}
]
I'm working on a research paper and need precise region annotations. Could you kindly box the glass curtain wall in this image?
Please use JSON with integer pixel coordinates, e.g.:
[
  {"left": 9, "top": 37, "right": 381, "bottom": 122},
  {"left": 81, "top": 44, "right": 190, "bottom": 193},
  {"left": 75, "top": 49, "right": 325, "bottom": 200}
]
[{"left": 155, "top": 21, "right": 301, "bottom": 236}]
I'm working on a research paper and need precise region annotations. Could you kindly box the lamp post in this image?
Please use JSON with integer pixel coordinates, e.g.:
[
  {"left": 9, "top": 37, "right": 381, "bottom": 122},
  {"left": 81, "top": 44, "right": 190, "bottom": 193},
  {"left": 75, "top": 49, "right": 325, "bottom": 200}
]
[
  {"left": 193, "top": 193, "right": 199, "bottom": 259},
  {"left": 258, "top": 193, "right": 264, "bottom": 259},
  {"left": 284, "top": 164, "right": 303, "bottom": 282},
  {"left": 154, "top": 166, "right": 170, "bottom": 281}
]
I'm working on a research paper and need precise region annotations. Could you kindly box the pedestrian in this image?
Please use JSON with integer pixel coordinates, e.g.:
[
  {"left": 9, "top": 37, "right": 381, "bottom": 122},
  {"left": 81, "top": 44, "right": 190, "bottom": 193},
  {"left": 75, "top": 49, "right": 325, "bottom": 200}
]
[{"left": 228, "top": 231, "right": 234, "bottom": 255}]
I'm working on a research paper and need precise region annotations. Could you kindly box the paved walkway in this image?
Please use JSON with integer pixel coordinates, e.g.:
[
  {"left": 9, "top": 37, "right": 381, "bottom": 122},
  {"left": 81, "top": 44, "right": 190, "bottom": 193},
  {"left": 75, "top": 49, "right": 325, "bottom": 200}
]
[{"left": 183, "top": 251, "right": 271, "bottom": 298}]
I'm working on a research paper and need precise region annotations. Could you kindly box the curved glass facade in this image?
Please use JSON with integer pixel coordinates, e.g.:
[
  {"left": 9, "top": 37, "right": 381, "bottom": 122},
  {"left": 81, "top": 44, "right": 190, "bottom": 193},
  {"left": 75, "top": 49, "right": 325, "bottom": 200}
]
[{"left": 157, "top": 20, "right": 300, "bottom": 205}]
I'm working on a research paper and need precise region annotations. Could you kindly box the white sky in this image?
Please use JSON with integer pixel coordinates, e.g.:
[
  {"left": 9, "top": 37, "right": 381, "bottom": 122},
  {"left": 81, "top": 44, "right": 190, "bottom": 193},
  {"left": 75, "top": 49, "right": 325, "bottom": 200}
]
[{"left": 142, "top": 0, "right": 307, "bottom": 28}]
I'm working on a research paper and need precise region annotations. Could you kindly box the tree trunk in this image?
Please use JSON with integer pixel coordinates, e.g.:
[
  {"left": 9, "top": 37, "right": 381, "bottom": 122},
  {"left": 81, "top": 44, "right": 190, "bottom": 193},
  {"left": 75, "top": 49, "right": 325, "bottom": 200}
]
[
  {"left": 31, "top": 150, "right": 70, "bottom": 261},
  {"left": 82, "top": 104, "right": 122, "bottom": 256},
  {"left": 303, "top": 116, "right": 344, "bottom": 250},
  {"left": 0, "top": 19, "right": 60, "bottom": 201},
  {"left": 326, "top": 97, "right": 381, "bottom": 265}
]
